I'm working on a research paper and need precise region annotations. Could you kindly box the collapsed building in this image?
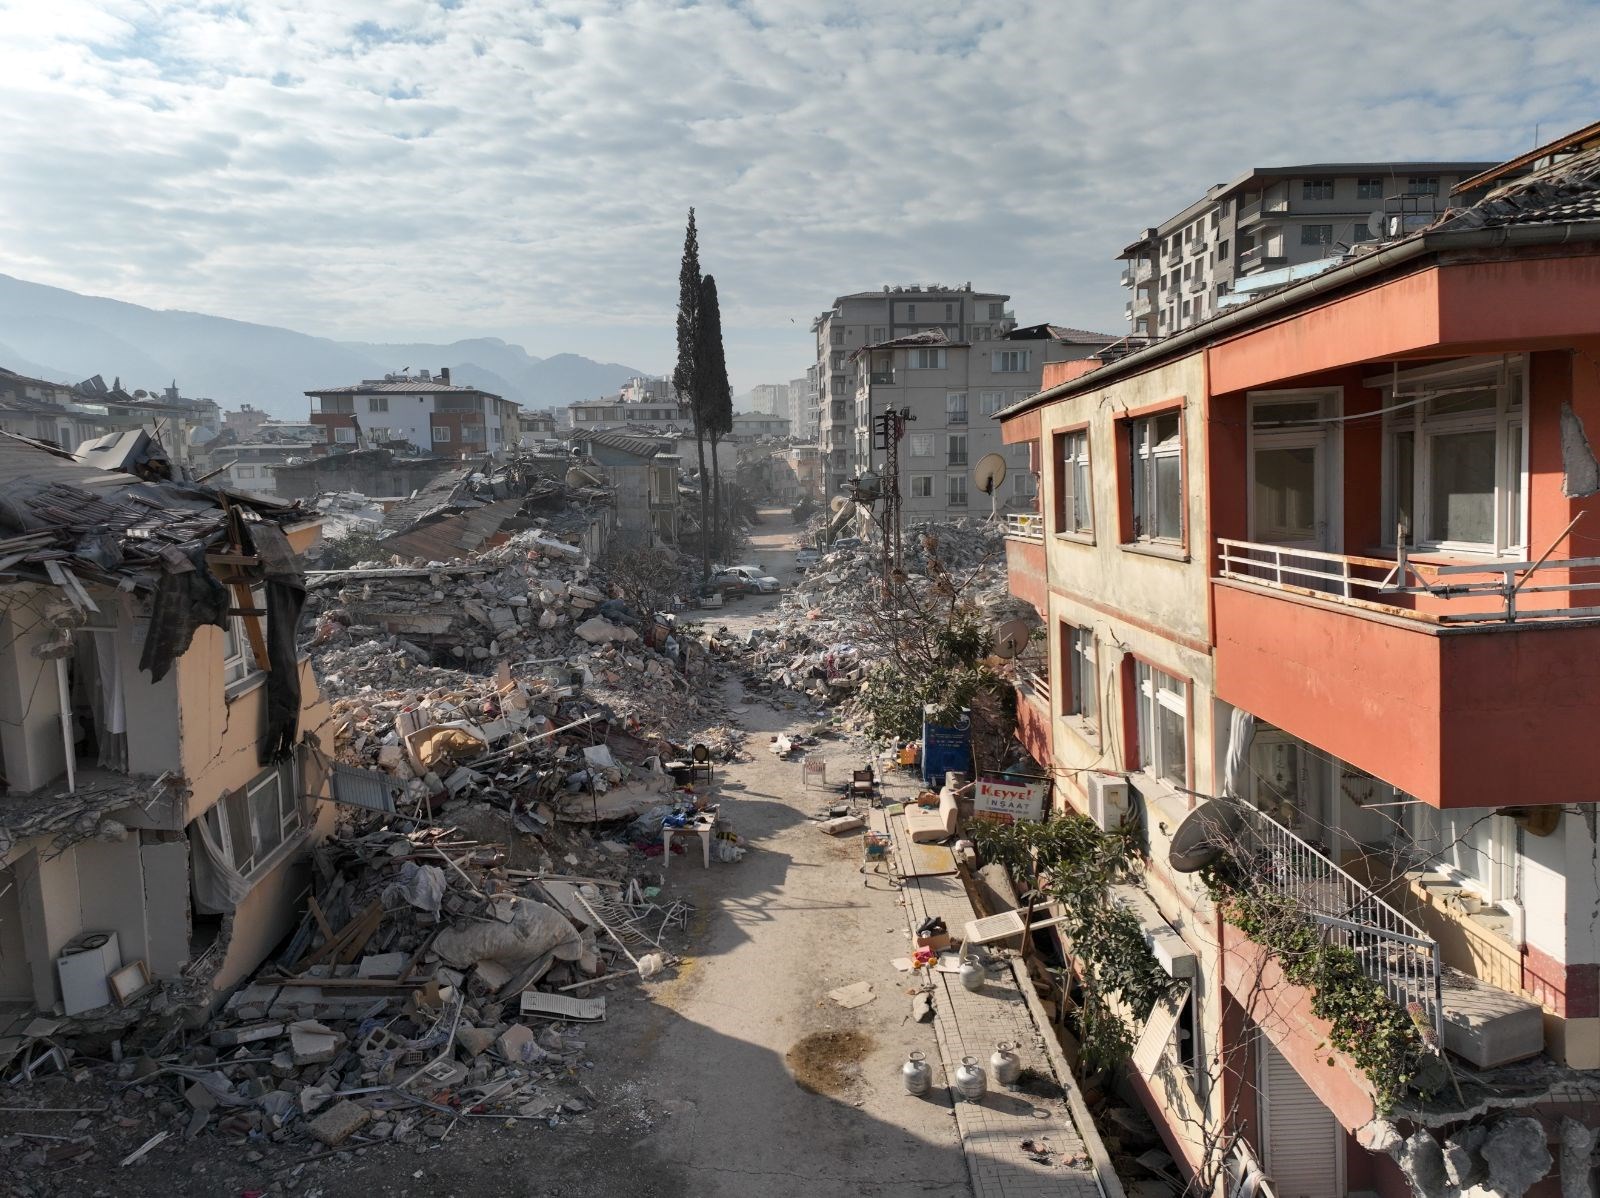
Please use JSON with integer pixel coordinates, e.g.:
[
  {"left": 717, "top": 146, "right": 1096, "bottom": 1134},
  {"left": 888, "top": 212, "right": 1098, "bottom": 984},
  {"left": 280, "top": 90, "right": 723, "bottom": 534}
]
[{"left": 0, "top": 430, "right": 333, "bottom": 1057}]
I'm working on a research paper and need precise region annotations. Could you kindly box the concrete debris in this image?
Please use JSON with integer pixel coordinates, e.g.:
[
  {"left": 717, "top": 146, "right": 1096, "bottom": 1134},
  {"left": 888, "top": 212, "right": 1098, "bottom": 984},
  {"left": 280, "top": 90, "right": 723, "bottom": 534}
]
[
  {"left": 731, "top": 519, "right": 1032, "bottom": 718},
  {"left": 1481, "top": 1117, "right": 1553, "bottom": 1198},
  {"left": 1558, "top": 1118, "right": 1598, "bottom": 1198},
  {"left": 306, "top": 1099, "right": 372, "bottom": 1147}
]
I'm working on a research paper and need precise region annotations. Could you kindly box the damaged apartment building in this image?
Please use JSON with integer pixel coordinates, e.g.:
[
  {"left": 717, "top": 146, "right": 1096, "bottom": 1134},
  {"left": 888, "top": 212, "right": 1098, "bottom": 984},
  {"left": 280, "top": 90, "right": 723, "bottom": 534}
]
[
  {"left": 0, "top": 430, "right": 332, "bottom": 1056},
  {"left": 999, "top": 124, "right": 1600, "bottom": 1197}
]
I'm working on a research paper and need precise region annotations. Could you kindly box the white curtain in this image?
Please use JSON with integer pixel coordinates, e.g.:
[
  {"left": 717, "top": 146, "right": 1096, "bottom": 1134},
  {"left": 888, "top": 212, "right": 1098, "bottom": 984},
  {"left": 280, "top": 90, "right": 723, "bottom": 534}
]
[
  {"left": 190, "top": 810, "right": 252, "bottom": 913},
  {"left": 1222, "top": 708, "right": 1256, "bottom": 799}
]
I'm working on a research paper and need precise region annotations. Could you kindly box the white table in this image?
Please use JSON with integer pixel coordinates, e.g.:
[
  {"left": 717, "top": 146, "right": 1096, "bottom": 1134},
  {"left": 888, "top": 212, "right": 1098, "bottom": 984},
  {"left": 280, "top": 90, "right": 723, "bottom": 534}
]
[{"left": 662, "top": 821, "right": 716, "bottom": 870}]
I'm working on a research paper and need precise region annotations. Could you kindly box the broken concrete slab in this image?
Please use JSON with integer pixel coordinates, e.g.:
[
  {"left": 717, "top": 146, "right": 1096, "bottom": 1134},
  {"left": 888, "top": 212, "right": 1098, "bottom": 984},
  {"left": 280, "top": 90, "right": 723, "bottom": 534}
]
[
  {"left": 819, "top": 814, "right": 865, "bottom": 835},
  {"left": 307, "top": 1099, "right": 372, "bottom": 1147},
  {"left": 457, "top": 1027, "right": 497, "bottom": 1057},
  {"left": 208, "top": 1021, "right": 285, "bottom": 1048},
  {"left": 1482, "top": 1116, "right": 1552, "bottom": 1198},
  {"left": 288, "top": 1020, "right": 342, "bottom": 1066}
]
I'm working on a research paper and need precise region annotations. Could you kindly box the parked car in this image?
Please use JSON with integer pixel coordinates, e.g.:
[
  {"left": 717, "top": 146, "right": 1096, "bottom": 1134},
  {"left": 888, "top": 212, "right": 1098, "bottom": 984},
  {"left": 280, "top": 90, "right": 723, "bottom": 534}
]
[
  {"left": 794, "top": 547, "right": 821, "bottom": 572},
  {"left": 704, "top": 569, "right": 755, "bottom": 598}
]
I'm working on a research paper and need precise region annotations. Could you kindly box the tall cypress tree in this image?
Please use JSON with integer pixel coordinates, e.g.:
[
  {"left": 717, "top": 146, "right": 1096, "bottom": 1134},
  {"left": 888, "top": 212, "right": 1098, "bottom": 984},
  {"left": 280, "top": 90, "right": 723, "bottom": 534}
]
[
  {"left": 697, "top": 274, "right": 733, "bottom": 556},
  {"left": 671, "top": 209, "right": 711, "bottom": 577}
]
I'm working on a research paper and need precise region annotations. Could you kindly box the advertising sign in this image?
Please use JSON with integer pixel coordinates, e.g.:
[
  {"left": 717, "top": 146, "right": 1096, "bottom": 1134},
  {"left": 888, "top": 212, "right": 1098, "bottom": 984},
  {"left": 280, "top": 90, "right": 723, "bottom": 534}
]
[{"left": 973, "top": 776, "right": 1048, "bottom": 824}]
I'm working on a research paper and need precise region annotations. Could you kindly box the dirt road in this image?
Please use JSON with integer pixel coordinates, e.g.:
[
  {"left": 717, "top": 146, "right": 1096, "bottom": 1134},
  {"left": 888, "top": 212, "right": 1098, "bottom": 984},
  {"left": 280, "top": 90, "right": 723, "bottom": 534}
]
[{"left": 27, "top": 512, "right": 974, "bottom": 1197}]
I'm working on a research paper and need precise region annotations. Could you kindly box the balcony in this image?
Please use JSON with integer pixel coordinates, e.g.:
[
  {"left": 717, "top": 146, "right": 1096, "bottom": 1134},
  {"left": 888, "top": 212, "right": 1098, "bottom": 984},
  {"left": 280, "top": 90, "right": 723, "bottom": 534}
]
[
  {"left": 1004, "top": 511, "right": 1043, "bottom": 541},
  {"left": 1236, "top": 199, "right": 1288, "bottom": 228},
  {"left": 1120, "top": 267, "right": 1133, "bottom": 287},
  {"left": 946, "top": 454, "right": 968, "bottom": 468},
  {"left": 1186, "top": 276, "right": 1206, "bottom": 293},
  {"left": 947, "top": 410, "right": 968, "bottom": 425},
  {"left": 870, "top": 371, "right": 895, "bottom": 385},
  {"left": 1238, "top": 244, "right": 1287, "bottom": 273},
  {"left": 1163, "top": 244, "right": 1182, "bottom": 267},
  {"left": 1219, "top": 800, "right": 1443, "bottom": 1036},
  {"left": 1124, "top": 302, "right": 1133, "bottom": 321},
  {"left": 1213, "top": 538, "right": 1600, "bottom": 809}
]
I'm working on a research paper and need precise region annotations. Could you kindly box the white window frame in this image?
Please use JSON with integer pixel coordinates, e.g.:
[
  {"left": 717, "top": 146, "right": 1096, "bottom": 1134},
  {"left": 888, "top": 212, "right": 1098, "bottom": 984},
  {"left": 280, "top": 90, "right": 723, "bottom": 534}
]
[
  {"left": 222, "top": 585, "right": 265, "bottom": 687},
  {"left": 1056, "top": 429, "right": 1092, "bottom": 536},
  {"left": 1300, "top": 224, "right": 1334, "bottom": 247},
  {"left": 1063, "top": 624, "right": 1097, "bottom": 731},
  {"left": 992, "top": 349, "right": 1032, "bottom": 373},
  {"left": 1381, "top": 358, "right": 1526, "bottom": 555},
  {"left": 980, "top": 391, "right": 1005, "bottom": 416},
  {"left": 332, "top": 426, "right": 356, "bottom": 444},
  {"left": 947, "top": 473, "right": 968, "bottom": 506},
  {"left": 432, "top": 425, "right": 452, "bottom": 442},
  {"left": 368, "top": 395, "right": 389, "bottom": 413},
  {"left": 1128, "top": 410, "right": 1183, "bottom": 544},
  {"left": 910, "top": 474, "right": 934, "bottom": 498},
  {"left": 1404, "top": 803, "right": 1518, "bottom": 909},
  {"left": 204, "top": 761, "right": 303, "bottom": 882},
  {"left": 1134, "top": 661, "right": 1188, "bottom": 788},
  {"left": 947, "top": 433, "right": 968, "bottom": 467},
  {"left": 908, "top": 348, "right": 947, "bottom": 370},
  {"left": 1301, "top": 178, "right": 1334, "bottom": 201},
  {"left": 909, "top": 433, "right": 934, "bottom": 458},
  {"left": 1011, "top": 471, "right": 1037, "bottom": 498},
  {"left": 946, "top": 392, "right": 968, "bottom": 424},
  {"left": 234, "top": 464, "right": 256, "bottom": 478}
]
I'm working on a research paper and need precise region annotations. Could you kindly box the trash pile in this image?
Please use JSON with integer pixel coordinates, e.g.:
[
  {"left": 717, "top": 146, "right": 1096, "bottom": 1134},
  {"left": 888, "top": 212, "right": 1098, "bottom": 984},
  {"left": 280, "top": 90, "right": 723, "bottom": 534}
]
[{"left": 735, "top": 519, "right": 1031, "bottom": 711}]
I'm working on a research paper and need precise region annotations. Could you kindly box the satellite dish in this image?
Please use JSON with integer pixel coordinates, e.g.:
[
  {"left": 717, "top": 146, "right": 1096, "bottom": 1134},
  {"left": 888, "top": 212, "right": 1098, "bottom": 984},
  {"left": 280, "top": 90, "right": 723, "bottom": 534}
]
[
  {"left": 973, "top": 453, "right": 1007, "bottom": 494},
  {"left": 1366, "top": 210, "right": 1387, "bottom": 238},
  {"left": 1167, "top": 799, "right": 1246, "bottom": 873},
  {"left": 992, "top": 617, "right": 1036, "bottom": 659},
  {"left": 830, "top": 495, "right": 849, "bottom": 513}
]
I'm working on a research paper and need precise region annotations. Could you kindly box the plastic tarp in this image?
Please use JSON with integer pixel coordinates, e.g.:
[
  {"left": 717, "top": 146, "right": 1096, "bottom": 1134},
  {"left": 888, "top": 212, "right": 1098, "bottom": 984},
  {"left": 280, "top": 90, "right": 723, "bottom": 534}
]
[
  {"left": 381, "top": 862, "right": 447, "bottom": 915},
  {"left": 431, "top": 896, "right": 583, "bottom": 977}
]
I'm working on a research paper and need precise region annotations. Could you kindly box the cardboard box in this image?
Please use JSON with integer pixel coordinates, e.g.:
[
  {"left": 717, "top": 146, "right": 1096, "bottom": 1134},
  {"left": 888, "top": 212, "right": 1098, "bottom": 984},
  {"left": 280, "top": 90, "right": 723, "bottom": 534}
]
[{"left": 915, "top": 932, "right": 952, "bottom": 953}]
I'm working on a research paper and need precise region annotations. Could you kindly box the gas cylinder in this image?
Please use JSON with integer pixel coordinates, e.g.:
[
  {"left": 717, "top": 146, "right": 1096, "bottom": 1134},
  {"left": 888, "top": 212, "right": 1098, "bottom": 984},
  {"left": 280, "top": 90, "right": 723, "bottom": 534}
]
[
  {"left": 901, "top": 1050, "right": 932, "bottom": 1096},
  {"left": 990, "top": 1041, "right": 1022, "bottom": 1086},
  {"left": 954, "top": 1055, "right": 988, "bottom": 1102},
  {"left": 959, "top": 957, "right": 985, "bottom": 992}
]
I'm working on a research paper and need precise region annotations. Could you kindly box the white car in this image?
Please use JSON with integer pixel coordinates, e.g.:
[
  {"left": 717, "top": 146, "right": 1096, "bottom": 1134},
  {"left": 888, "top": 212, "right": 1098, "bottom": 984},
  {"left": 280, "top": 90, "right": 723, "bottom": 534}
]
[
  {"left": 794, "top": 548, "right": 821, "bottom": 572},
  {"left": 725, "top": 565, "right": 781, "bottom": 593}
]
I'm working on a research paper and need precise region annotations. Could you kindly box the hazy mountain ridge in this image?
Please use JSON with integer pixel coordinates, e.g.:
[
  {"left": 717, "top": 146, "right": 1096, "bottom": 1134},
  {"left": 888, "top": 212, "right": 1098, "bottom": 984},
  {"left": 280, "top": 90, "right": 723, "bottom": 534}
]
[{"left": 0, "top": 274, "right": 649, "bottom": 416}]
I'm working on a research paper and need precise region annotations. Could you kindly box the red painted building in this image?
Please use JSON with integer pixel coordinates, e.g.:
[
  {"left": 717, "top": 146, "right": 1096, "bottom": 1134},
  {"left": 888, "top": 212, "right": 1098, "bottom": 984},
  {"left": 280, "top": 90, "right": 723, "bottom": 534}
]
[{"left": 999, "top": 133, "right": 1600, "bottom": 1196}]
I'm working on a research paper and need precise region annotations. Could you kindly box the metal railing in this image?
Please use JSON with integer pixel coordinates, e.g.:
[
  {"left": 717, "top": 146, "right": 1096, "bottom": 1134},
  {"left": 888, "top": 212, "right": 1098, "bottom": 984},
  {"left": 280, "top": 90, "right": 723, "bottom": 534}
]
[
  {"left": 1218, "top": 537, "right": 1600, "bottom": 624},
  {"left": 946, "top": 454, "right": 968, "bottom": 468},
  {"left": 1229, "top": 801, "right": 1442, "bottom": 1036},
  {"left": 1018, "top": 669, "right": 1050, "bottom": 706},
  {"left": 947, "top": 410, "right": 968, "bottom": 424},
  {"left": 1005, "top": 511, "right": 1044, "bottom": 541}
]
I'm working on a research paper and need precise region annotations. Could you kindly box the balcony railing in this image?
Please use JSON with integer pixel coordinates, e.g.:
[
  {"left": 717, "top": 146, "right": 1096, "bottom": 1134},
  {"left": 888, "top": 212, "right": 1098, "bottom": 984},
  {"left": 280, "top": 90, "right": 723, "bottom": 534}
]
[
  {"left": 1218, "top": 537, "right": 1600, "bottom": 624},
  {"left": 870, "top": 371, "right": 895, "bottom": 385},
  {"left": 947, "top": 410, "right": 968, "bottom": 424},
  {"left": 1017, "top": 668, "right": 1050, "bottom": 706},
  {"left": 1238, "top": 244, "right": 1286, "bottom": 272},
  {"left": 1005, "top": 511, "right": 1044, "bottom": 541},
  {"left": 947, "top": 455, "right": 968, "bottom": 468},
  {"left": 1120, "top": 268, "right": 1133, "bottom": 287},
  {"left": 1225, "top": 801, "right": 1442, "bottom": 1035}
]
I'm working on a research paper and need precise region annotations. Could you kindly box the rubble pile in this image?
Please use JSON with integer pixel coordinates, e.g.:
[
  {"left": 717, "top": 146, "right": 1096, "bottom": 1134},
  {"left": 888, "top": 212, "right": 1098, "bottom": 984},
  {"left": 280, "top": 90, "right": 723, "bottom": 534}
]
[
  {"left": 734, "top": 519, "right": 1032, "bottom": 711},
  {"left": 306, "top": 528, "right": 742, "bottom": 774},
  {"left": 0, "top": 817, "right": 716, "bottom": 1186}
]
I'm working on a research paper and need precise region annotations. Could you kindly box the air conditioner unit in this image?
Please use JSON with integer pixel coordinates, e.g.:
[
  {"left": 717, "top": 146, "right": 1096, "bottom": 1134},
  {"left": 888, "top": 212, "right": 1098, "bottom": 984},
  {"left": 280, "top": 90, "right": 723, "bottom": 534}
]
[{"left": 1084, "top": 773, "right": 1129, "bottom": 832}]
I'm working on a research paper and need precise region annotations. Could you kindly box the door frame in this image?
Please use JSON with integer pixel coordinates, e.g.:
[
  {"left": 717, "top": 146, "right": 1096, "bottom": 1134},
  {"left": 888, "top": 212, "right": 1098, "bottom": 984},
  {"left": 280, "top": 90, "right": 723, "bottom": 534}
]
[
  {"left": 1246, "top": 389, "right": 1343, "bottom": 554},
  {"left": 1256, "top": 1029, "right": 1346, "bottom": 1198}
]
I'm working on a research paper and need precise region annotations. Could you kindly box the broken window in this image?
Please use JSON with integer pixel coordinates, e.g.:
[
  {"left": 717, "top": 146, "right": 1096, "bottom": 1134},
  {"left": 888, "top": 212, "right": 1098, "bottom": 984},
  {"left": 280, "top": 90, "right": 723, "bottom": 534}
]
[
  {"left": 223, "top": 585, "right": 266, "bottom": 688},
  {"left": 1383, "top": 360, "right": 1524, "bottom": 553},
  {"left": 204, "top": 761, "right": 302, "bottom": 881}
]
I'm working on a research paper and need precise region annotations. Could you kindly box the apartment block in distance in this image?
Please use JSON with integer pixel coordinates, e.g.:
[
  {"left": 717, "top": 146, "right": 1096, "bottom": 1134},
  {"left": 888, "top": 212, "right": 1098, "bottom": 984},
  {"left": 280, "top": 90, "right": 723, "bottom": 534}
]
[
  {"left": 306, "top": 369, "right": 520, "bottom": 457},
  {"left": 1000, "top": 129, "right": 1600, "bottom": 1197},
  {"left": 1119, "top": 161, "right": 1494, "bottom": 338},
  {"left": 851, "top": 323, "right": 1116, "bottom": 519}
]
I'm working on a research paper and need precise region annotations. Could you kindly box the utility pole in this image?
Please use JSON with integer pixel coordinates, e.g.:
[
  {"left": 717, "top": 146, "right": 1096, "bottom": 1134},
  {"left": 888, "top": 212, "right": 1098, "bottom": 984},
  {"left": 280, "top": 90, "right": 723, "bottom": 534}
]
[{"left": 873, "top": 406, "right": 913, "bottom": 598}]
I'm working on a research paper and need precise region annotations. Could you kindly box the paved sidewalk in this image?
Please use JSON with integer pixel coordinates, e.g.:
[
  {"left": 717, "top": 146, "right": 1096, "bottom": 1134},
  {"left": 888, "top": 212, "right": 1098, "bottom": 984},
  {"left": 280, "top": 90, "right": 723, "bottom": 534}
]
[{"left": 875, "top": 799, "right": 1106, "bottom": 1198}]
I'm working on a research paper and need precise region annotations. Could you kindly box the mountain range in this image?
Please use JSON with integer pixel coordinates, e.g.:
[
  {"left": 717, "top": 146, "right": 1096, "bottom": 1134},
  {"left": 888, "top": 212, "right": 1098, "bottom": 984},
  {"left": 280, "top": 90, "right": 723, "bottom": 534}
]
[{"left": 0, "top": 274, "right": 650, "bottom": 416}]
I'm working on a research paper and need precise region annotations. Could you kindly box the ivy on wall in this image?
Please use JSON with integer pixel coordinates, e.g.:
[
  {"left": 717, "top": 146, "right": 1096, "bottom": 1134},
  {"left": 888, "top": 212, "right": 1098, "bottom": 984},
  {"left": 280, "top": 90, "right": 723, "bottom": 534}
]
[{"left": 1202, "top": 867, "right": 1430, "bottom": 1113}]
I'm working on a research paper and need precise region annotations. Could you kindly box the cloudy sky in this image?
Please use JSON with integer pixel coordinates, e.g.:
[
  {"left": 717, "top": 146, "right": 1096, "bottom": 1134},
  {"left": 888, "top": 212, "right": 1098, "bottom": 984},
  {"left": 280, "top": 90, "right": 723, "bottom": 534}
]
[{"left": 2, "top": 0, "right": 1598, "bottom": 390}]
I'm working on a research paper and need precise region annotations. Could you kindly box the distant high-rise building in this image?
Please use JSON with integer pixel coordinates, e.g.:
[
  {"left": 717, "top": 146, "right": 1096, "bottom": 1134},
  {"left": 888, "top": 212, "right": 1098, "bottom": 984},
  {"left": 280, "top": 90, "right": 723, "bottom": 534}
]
[
  {"left": 1119, "top": 161, "right": 1495, "bottom": 338},
  {"left": 747, "top": 383, "right": 788, "bottom": 417},
  {"left": 808, "top": 284, "right": 1115, "bottom": 512}
]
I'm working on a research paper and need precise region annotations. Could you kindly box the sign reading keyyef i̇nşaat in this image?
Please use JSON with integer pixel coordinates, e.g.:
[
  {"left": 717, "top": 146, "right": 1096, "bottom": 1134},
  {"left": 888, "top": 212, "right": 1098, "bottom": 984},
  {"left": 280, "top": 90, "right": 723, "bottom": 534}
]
[{"left": 973, "top": 776, "right": 1048, "bottom": 824}]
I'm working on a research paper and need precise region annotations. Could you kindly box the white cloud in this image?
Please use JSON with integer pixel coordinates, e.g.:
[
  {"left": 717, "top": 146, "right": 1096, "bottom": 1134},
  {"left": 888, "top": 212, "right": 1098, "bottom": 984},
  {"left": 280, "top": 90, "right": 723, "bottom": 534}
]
[{"left": 0, "top": 0, "right": 1596, "bottom": 388}]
